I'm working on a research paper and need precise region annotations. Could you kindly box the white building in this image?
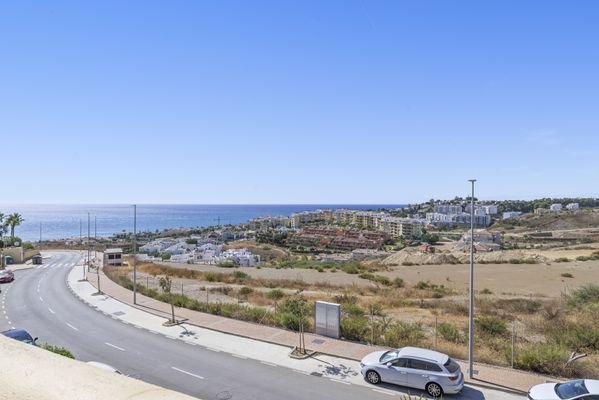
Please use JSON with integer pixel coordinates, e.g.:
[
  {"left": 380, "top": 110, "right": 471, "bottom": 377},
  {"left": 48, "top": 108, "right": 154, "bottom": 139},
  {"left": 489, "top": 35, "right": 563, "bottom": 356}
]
[
  {"left": 465, "top": 205, "right": 498, "bottom": 215},
  {"left": 221, "top": 248, "right": 261, "bottom": 267},
  {"left": 550, "top": 204, "right": 563, "bottom": 212},
  {"left": 104, "top": 248, "right": 123, "bottom": 267},
  {"left": 193, "top": 243, "right": 223, "bottom": 264},
  {"left": 503, "top": 211, "right": 522, "bottom": 220},
  {"left": 433, "top": 204, "right": 463, "bottom": 214},
  {"left": 566, "top": 203, "right": 579, "bottom": 210}
]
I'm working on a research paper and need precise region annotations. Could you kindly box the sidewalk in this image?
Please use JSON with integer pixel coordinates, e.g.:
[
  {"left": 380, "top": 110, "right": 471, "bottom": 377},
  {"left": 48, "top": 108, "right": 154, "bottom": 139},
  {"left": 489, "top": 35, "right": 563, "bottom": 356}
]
[{"left": 85, "top": 265, "right": 557, "bottom": 394}]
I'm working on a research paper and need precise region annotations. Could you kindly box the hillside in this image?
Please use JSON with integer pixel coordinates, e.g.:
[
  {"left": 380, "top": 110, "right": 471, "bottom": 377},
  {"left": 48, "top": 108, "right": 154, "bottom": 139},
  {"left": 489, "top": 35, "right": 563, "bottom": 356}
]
[{"left": 494, "top": 208, "right": 599, "bottom": 231}]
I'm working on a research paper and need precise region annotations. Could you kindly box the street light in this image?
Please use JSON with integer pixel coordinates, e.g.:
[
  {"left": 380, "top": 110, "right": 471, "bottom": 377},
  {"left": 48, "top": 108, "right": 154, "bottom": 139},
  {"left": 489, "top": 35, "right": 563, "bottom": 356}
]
[
  {"left": 133, "top": 204, "right": 137, "bottom": 305},
  {"left": 468, "top": 179, "right": 476, "bottom": 379}
]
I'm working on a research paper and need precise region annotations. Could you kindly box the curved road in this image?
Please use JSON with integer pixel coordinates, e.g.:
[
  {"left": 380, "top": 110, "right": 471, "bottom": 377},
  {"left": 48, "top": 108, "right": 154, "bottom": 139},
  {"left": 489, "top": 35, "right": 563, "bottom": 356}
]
[{"left": 0, "top": 251, "right": 515, "bottom": 400}]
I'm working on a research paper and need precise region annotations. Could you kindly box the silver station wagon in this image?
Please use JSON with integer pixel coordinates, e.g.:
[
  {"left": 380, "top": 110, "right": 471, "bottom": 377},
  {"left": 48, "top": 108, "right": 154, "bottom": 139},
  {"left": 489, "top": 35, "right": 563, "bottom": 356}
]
[{"left": 360, "top": 346, "right": 464, "bottom": 397}]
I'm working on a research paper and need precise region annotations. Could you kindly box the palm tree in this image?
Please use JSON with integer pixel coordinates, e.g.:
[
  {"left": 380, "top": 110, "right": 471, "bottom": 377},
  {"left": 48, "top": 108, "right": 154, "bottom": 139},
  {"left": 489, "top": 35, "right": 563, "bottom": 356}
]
[
  {"left": 0, "top": 213, "right": 6, "bottom": 240},
  {"left": 7, "top": 213, "right": 24, "bottom": 239}
]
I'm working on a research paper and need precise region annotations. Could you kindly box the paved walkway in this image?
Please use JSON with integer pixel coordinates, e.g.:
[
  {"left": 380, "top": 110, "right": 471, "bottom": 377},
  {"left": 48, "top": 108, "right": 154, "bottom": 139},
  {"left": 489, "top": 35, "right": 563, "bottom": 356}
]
[{"left": 85, "top": 265, "right": 559, "bottom": 394}]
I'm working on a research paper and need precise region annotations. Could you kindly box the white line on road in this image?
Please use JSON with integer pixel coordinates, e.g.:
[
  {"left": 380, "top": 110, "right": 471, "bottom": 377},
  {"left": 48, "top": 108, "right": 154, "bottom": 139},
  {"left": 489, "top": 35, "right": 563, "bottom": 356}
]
[
  {"left": 371, "top": 388, "right": 395, "bottom": 396},
  {"left": 66, "top": 323, "right": 79, "bottom": 331},
  {"left": 39, "top": 297, "right": 44, "bottom": 303},
  {"left": 260, "top": 361, "right": 277, "bottom": 367},
  {"left": 171, "top": 367, "right": 204, "bottom": 380},
  {"left": 206, "top": 348, "right": 220, "bottom": 352},
  {"left": 48, "top": 307, "right": 55, "bottom": 314},
  {"left": 231, "top": 354, "right": 247, "bottom": 359},
  {"left": 105, "top": 342, "right": 125, "bottom": 351},
  {"left": 329, "top": 378, "right": 350, "bottom": 385}
]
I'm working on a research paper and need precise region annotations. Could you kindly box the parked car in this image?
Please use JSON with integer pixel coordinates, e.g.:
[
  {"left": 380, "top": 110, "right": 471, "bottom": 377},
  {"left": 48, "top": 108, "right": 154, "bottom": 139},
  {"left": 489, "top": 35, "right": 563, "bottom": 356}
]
[
  {"left": 360, "top": 346, "right": 464, "bottom": 397},
  {"left": 1, "top": 328, "right": 38, "bottom": 345},
  {"left": 528, "top": 379, "right": 599, "bottom": 400},
  {"left": 86, "top": 361, "right": 122, "bottom": 374},
  {"left": 0, "top": 269, "right": 14, "bottom": 283}
]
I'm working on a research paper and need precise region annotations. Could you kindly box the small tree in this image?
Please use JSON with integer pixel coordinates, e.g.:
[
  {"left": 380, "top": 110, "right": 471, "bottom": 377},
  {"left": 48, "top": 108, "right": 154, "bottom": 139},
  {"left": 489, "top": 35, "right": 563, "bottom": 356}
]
[
  {"left": 159, "top": 275, "right": 176, "bottom": 324},
  {"left": 282, "top": 297, "right": 311, "bottom": 355},
  {"left": 267, "top": 289, "right": 285, "bottom": 313}
]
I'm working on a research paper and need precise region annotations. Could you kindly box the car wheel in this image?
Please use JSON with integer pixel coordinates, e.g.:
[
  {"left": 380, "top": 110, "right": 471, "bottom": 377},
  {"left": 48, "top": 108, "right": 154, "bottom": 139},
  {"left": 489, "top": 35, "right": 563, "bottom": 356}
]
[
  {"left": 366, "top": 370, "right": 381, "bottom": 385},
  {"left": 426, "top": 382, "right": 443, "bottom": 398}
]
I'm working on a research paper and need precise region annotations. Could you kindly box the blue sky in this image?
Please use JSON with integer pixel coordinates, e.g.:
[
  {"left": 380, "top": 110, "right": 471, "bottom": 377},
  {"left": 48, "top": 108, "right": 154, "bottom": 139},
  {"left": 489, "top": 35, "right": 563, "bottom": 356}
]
[{"left": 1, "top": 1, "right": 598, "bottom": 204}]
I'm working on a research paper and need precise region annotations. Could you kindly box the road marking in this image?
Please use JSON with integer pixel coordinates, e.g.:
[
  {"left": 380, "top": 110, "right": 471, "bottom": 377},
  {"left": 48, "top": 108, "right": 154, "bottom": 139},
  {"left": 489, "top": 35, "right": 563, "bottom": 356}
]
[
  {"left": 48, "top": 307, "right": 55, "bottom": 314},
  {"left": 231, "top": 354, "right": 247, "bottom": 359},
  {"left": 171, "top": 367, "right": 204, "bottom": 380},
  {"left": 260, "top": 361, "right": 277, "bottom": 367},
  {"left": 329, "top": 378, "right": 350, "bottom": 385},
  {"left": 105, "top": 342, "right": 125, "bottom": 351},
  {"left": 39, "top": 297, "right": 44, "bottom": 303},
  {"left": 66, "top": 323, "right": 79, "bottom": 331},
  {"left": 371, "top": 389, "right": 395, "bottom": 396}
]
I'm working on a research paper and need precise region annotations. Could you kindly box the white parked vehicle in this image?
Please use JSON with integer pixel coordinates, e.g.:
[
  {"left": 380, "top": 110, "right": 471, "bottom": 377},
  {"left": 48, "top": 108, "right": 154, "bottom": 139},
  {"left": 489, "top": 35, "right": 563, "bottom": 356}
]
[
  {"left": 528, "top": 379, "right": 599, "bottom": 400},
  {"left": 360, "top": 346, "right": 464, "bottom": 397}
]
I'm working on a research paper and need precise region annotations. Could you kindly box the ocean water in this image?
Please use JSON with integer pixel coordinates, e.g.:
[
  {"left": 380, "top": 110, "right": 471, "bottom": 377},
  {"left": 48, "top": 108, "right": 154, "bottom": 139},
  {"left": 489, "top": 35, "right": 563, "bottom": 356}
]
[{"left": 0, "top": 204, "right": 404, "bottom": 241}]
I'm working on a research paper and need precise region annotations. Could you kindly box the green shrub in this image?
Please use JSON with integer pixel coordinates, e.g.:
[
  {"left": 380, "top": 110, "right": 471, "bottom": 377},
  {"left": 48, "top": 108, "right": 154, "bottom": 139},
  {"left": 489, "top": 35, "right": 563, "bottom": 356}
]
[
  {"left": 557, "top": 325, "right": 599, "bottom": 352},
  {"left": 567, "top": 284, "right": 599, "bottom": 306},
  {"left": 343, "top": 303, "right": 365, "bottom": 317},
  {"left": 393, "top": 277, "right": 405, "bottom": 288},
  {"left": 267, "top": 289, "right": 285, "bottom": 301},
  {"left": 340, "top": 315, "right": 370, "bottom": 341},
  {"left": 415, "top": 281, "right": 431, "bottom": 290},
  {"left": 576, "top": 256, "right": 591, "bottom": 262},
  {"left": 239, "top": 286, "right": 254, "bottom": 296},
  {"left": 384, "top": 321, "right": 425, "bottom": 347},
  {"left": 401, "top": 261, "right": 415, "bottom": 266},
  {"left": 438, "top": 322, "right": 463, "bottom": 343},
  {"left": 359, "top": 273, "right": 392, "bottom": 286},
  {"left": 480, "top": 288, "right": 493, "bottom": 295},
  {"left": 476, "top": 316, "right": 506, "bottom": 336},
  {"left": 512, "top": 343, "right": 567, "bottom": 375},
  {"left": 554, "top": 257, "right": 571, "bottom": 263},
  {"left": 42, "top": 344, "right": 75, "bottom": 359},
  {"left": 218, "top": 260, "right": 239, "bottom": 268},
  {"left": 561, "top": 272, "right": 574, "bottom": 278},
  {"left": 232, "top": 270, "right": 249, "bottom": 280}
]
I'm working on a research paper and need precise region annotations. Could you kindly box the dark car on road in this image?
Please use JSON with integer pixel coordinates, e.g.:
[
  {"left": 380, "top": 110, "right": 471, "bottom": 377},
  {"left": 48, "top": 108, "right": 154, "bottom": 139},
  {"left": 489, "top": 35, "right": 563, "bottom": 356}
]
[
  {"left": 0, "top": 269, "right": 14, "bottom": 283},
  {"left": 1, "top": 328, "right": 38, "bottom": 345}
]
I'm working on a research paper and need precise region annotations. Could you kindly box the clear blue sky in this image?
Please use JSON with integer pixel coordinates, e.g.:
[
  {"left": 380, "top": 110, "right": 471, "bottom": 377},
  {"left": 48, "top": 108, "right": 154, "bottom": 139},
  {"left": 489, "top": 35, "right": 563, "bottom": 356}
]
[{"left": 2, "top": 1, "right": 598, "bottom": 204}]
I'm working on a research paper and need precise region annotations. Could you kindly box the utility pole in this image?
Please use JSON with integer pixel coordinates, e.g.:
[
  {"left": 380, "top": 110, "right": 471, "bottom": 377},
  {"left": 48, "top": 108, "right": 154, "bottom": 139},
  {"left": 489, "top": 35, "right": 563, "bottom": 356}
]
[
  {"left": 39, "top": 222, "right": 42, "bottom": 252},
  {"left": 133, "top": 204, "right": 137, "bottom": 305},
  {"left": 79, "top": 219, "right": 82, "bottom": 246},
  {"left": 468, "top": 179, "right": 476, "bottom": 379},
  {"left": 87, "top": 212, "right": 91, "bottom": 272},
  {"left": 94, "top": 216, "right": 97, "bottom": 259}
]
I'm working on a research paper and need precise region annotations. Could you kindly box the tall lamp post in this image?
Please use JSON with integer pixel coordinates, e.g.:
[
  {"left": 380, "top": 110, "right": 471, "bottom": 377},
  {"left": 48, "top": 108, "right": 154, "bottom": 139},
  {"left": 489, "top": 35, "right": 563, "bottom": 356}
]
[
  {"left": 133, "top": 204, "right": 137, "bottom": 305},
  {"left": 468, "top": 179, "right": 476, "bottom": 378}
]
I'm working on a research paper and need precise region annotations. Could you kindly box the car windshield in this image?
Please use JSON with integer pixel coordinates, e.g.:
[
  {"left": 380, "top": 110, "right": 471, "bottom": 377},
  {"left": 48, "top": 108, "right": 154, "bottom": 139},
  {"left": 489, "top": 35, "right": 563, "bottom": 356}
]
[
  {"left": 4, "top": 331, "right": 34, "bottom": 344},
  {"left": 379, "top": 351, "right": 398, "bottom": 363},
  {"left": 444, "top": 358, "right": 460, "bottom": 373},
  {"left": 555, "top": 380, "right": 589, "bottom": 399}
]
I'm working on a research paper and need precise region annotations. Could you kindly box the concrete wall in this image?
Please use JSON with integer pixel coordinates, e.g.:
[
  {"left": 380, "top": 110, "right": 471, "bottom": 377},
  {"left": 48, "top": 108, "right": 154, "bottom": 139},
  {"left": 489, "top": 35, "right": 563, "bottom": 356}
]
[
  {"left": 3, "top": 247, "right": 24, "bottom": 263},
  {"left": 0, "top": 336, "right": 198, "bottom": 400},
  {"left": 1, "top": 247, "right": 40, "bottom": 264}
]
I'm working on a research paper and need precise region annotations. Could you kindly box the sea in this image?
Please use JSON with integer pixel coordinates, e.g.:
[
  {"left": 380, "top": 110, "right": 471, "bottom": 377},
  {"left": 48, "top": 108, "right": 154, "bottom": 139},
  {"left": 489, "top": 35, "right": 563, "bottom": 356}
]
[{"left": 0, "top": 204, "right": 405, "bottom": 242}]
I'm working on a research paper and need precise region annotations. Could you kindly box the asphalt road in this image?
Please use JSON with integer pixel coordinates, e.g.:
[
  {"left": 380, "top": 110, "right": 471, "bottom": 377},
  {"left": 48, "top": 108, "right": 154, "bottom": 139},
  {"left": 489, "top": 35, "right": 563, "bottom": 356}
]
[{"left": 0, "top": 251, "right": 518, "bottom": 400}]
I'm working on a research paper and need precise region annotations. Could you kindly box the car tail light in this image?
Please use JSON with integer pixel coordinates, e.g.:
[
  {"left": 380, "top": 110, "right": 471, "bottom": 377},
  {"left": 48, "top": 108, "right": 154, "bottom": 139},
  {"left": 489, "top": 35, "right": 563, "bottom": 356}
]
[{"left": 448, "top": 375, "right": 459, "bottom": 381}]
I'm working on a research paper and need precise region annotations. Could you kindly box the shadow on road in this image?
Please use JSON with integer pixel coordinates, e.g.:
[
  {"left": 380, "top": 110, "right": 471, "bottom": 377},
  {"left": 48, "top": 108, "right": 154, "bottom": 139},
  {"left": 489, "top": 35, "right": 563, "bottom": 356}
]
[{"left": 367, "top": 381, "right": 490, "bottom": 400}]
